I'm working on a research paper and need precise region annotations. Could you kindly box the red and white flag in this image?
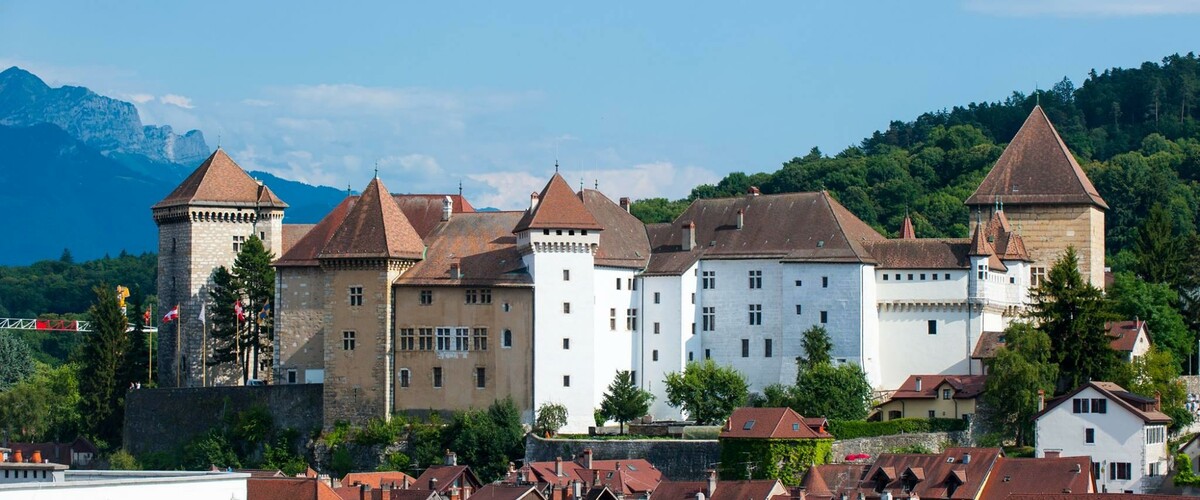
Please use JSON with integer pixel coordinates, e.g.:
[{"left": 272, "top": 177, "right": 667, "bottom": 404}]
[
  {"left": 234, "top": 301, "right": 246, "bottom": 322},
  {"left": 162, "top": 305, "right": 180, "bottom": 323}
]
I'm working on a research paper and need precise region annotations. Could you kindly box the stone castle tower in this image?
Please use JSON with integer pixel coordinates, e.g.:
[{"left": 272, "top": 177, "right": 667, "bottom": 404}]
[
  {"left": 152, "top": 149, "right": 288, "bottom": 387},
  {"left": 966, "top": 106, "right": 1108, "bottom": 288}
]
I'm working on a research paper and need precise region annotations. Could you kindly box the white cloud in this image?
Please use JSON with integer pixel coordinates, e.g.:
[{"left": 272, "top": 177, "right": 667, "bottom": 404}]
[
  {"left": 125, "top": 93, "right": 154, "bottom": 104},
  {"left": 241, "top": 98, "right": 274, "bottom": 107},
  {"left": 964, "top": 0, "right": 1200, "bottom": 16},
  {"left": 468, "top": 161, "right": 719, "bottom": 210},
  {"left": 159, "top": 94, "right": 195, "bottom": 109}
]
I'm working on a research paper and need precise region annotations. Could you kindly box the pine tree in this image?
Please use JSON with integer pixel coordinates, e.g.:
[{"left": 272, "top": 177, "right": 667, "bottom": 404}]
[
  {"left": 981, "top": 323, "right": 1057, "bottom": 446},
  {"left": 599, "top": 370, "right": 654, "bottom": 434},
  {"left": 798, "top": 325, "right": 833, "bottom": 370},
  {"left": 1029, "top": 247, "right": 1119, "bottom": 392},
  {"left": 233, "top": 236, "right": 275, "bottom": 381},
  {"left": 123, "top": 291, "right": 150, "bottom": 386},
  {"left": 79, "top": 284, "right": 131, "bottom": 448},
  {"left": 207, "top": 266, "right": 247, "bottom": 383},
  {"left": 1134, "top": 203, "right": 1185, "bottom": 286}
]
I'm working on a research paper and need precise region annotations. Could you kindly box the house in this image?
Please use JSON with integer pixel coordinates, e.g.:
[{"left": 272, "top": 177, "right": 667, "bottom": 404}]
[
  {"left": 875, "top": 374, "right": 986, "bottom": 421},
  {"left": 1034, "top": 381, "right": 1171, "bottom": 494},
  {"left": 472, "top": 484, "right": 547, "bottom": 500},
  {"left": 333, "top": 484, "right": 441, "bottom": 500},
  {"left": 1179, "top": 433, "right": 1200, "bottom": 473},
  {"left": 504, "top": 449, "right": 662, "bottom": 500},
  {"left": 976, "top": 455, "right": 1094, "bottom": 500},
  {"left": 251, "top": 476, "right": 341, "bottom": 500},
  {"left": 719, "top": 407, "right": 833, "bottom": 484},
  {"left": 412, "top": 452, "right": 484, "bottom": 499},
  {"left": 5, "top": 437, "right": 98, "bottom": 468},
  {"left": 652, "top": 471, "right": 787, "bottom": 500},
  {"left": 1106, "top": 320, "right": 1151, "bottom": 361},
  {"left": 342, "top": 471, "right": 418, "bottom": 490}
]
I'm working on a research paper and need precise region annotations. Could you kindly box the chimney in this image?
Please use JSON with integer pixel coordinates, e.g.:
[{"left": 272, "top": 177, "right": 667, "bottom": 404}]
[
  {"left": 31, "top": 450, "right": 41, "bottom": 464},
  {"left": 360, "top": 484, "right": 370, "bottom": 500},
  {"left": 914, "top": 377, "right": 922, "bottom": 392},
  {"left": 556, "top": 456, "right": 564, "bottom": 477},
  {"left": 573, "top": 480, "right": 583, "bottom": 500},
  {"left": 748, "top": 186, "right": 760, "bottom": 196},
  {"left": 696, "top": 493, "right": 706, "bottom": 500},
  {"left": 1045, "top": 450, "right": 1061, "bottom": 458},
  {"left": 442, "top": 196, "right": 453, "bottom": 222},
  {"left": 962, "top": 452, "right": 970, "bottom": 464},
  {"left": 403, "top": 476, "right": 411, "bottom": 489},
  {"left": 736, "top": 209, "right": 744, "bottom": 230},
  {"left": 13, "top": 450, "right": 22, "bottom": 463},
  {"left": 1038, "top": 389, "right": 1046, "bottom": 412},
  {"left": 725, "top": 418, "right": 733, "bottom": 432},
  {"left": 450, "top": 262, "right": 462, "bottom": 280},
  {"left": 430, "top": 477, "right": 439, "bottom": 491},
  {"left": 706, "top": 469, "right": 717, "bottom": 498},
  {"left": 682, "top": 221, "right": 696, "bottom": 251},
  {"left": 580, "top": 449, "right": 593, "bottom": 469},
  {"left": 450, "top": 486, "right": 462, "bottom": 500},
  {"left": 1156, "top": 391, "right": 1162, "bottom": 411},
  {"left": 593, "top": 470, "right": 601, "bottom": 487},
  {"left": 619, "top": 197, "right": 631, "bottom": 213},
  {"left": 530, "top": 192, "right": 540, "bottom": 211},
  {"left": 445, "top": 450, "right": 457, "bottom": 466}
]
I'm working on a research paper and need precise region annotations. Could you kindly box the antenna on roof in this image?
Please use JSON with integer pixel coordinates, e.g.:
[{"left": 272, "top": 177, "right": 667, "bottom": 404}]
[
  {"left": 555, "top": 159, "right": 559, "bottom": 173},
  {"left": 459, "top": 180, "right": 463, "bottom": 197},
  {"left": 347, "top": 183, "right": 352, "bottom": 196},
  {"left": 594, "top": 179, "right": 599, "bottom": 190},
  {"left": 580, "top": 178, "right": 584, "bottom": 191},
  {"left": 374, "top": 161, "right": 379, "bottom": 179}
]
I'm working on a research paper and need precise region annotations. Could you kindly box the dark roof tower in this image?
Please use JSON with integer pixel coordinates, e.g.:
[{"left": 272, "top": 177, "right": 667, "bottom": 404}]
[
  {"left": 318, "top": 177, "right": 424, "bottom": 260},
  {"left": 514, "top": 173, "right": 603, "bottom": 233}
]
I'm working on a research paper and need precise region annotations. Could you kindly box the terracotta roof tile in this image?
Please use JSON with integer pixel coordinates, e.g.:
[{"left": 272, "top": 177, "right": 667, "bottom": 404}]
[
  {"left": 282, "top": 224, "right": 316, "bottom": 256},
  {"left": 507, "top": 456, "right": 661, "bottom": 496},
  {"left": 720, "top": 407, "right": 832, "bottom": 439},
  {"left": 412, "top": 465, "right": 482, "bottom": 493},
  {"left": 801, "top": 464, "right": 869, "bottom": 500},
  {"left": 849, "top": 448, "right": 1002, "bottom": 500},
  {"left": 866, "top": 239, "right": 970, "bottom": 269},
  {"left": 319, "top": 178, "right": 425, "bottom": 260},
  {"left": 580, "top": 190, "right": 651, "bottom": 269},
  {"left": 882, "top": 375, "right": 987, "bottom": 402},
  {"left": 342, "top": 471, "right": 418, "bottom": 489},
  {"left": 966, "top": 106, "right": 1107, "bottom": 209},
  {"left": 249, "top": 476, "right": 341, "bottom": 500},
  {"left": 514, "top": 174, "right": 603, "bottom": 232},
  {"left": 1035, "top": 381, "right": 1172, "bottom": 424},
  {"left": 1106, "top": 320, "right": 1148, "bottom": 353},
  {"left": 472, "top": 484, "right": 545, "bottom": 500},
  {"left": 154, "top": 148, "right": 289, "bottom": 209},
  {"left": 276, "top": 197, "right": 358, "bottom": 267},
  {"left": 977, "top": 456, "right": 1093, "bottom": 500},
  {"left": 971, "top": 331, "right": 1006, "bottom": 359},
  {"left": 899, "top": 215, "right": 916, "bottom": 239},
  {"left": 1008, "top": 495, "right": 1193, "bottom": 500},
  {"left": 393, "top": 194, "right": 476, "bottom": 239},
  {"left": 652, "top": 480, "right": 785, "bottom": 500},
  {"left": 394, "top": 212, "right": 531, "bottom": 287}
]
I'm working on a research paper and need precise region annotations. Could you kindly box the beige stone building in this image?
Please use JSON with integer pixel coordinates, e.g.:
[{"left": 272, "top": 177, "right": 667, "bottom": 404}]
[
  {"left": 966, "top": 105, "right": 1108, "bottom": 288},
  {"left": 876, "top": 374, "right": 986, "bottom": 421}
]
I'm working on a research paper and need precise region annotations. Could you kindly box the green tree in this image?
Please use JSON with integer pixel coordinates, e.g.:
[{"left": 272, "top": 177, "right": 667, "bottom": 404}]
[
  {"left": 533, "top": 402, "right": 568, "bottom": 437},
  {"left": 78, "top": 284, "right": 133, "bottom": 448},
  {"left": 446, "top": 398, "right": 525, "bottom": 482},
  {"left": 599, "top": 370, "right": 654, "bottom": 434},
  {"left": 0, "top": 334, "right": 35, "bottom": 389},
  {"left": 1133, "top": 204, "right": 1187, "bottom": 285},
  {"left": 1113, "top": 347, "right": 1194, "bottom": 431},
  {"left": 1029, "top": 247, "right": 1119, "bottom": 392},
  {"left": 664, "top": 360, "right": 749, "bottom": 425},
  {"left": 798, "top": 325, "right": 834, "bottom": 370},
  {"left": 232, "top": 236, "right": 276, "bottom": 381},
  {"left": 792, "top": 363, "right": 873, "bottom": 421},
  {"left": 981, "top": 323, "right": 1057, "bottom": 446},
  {"left": 1108, "top": 272, "right": 1193, "bottom": 365},
  {"left": 207, "top": 266, "right": 246, "bottom": 382}
]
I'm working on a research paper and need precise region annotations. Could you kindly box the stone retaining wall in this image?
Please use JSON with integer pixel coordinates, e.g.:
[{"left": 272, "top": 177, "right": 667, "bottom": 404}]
[{"left": 525, "top": 434, "right": 719, "bottom": 481}]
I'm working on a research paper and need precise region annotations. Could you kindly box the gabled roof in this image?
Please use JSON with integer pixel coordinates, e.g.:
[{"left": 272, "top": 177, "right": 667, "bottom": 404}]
[
  {"left": 720, "top": 407, "right": 832, "bottom": 439},
  {"left": 652, "top": 479, "right": 786, "bottom": 500},
  {"left": 967, "top": 223, "right": 1007, "bottom": 271},
  {"left": 644, "top": 191, "right": 885, "bottom": 275},
  {"left": 984, "top": 211, "right": 1032, "bottom": 261},
  {"left": 851, "top": 448, "right": 1002, "bottom": 500},
  {"left": 341, "top": 471, "right": 417, "bottom": 489},
  {"left": 977, "top": 456, "right": 1093, "bottom": 500},
  {"left": 580, "top": 189, "right": 651, "bottom": 269},
  {"left": 866, "top": 239, "right": 970, "bottom": 269},
  {"left": 513, "top": 173, "right": 603, "bottom": 232},
  {"left": 506, "top": 454, "right": 662, "bottom": 497},
  {"left": 971, "top": 331, "right": 1006, "bottom": 359},
  {"left": 1106, "top": 320, "right": 1149, "bottom": 353},
  {"left": 1034, "top": 381, "right": 1171, "bottom": 424},
  {"left": 393, "top": 194, "right": 476, "bottom": 239},
  {"left": 393, "top": 212, "right": 532, "bottom": 287},
  {"left": 801, "top": 463, "right": 869, "bottom": 500},
  {"left": 249, "top": 476, "right": 341, "bottom": 500},
  {"left": 282, "top": 224, "right": 317, "bottom": 256},
  {"left": 472, "top": 484, "right": 546, "bottom": 500},
  {"left": 966, "top": 106, "right": 1107, "bottom": 209},
  {"left": 882, "top": 375, "right": 987, "bottom": 403},
  {"left": 412, "top": 465, "right": 483, "bottom": 493},
  {"left": 154, "top": 148, "right": 288, "bottom": 209},
  {"left": 319, "top": 178, "right": 425, "bottom": 260},
  {"left": 276, "top": 196, "right": 358, "bottom": 267}
]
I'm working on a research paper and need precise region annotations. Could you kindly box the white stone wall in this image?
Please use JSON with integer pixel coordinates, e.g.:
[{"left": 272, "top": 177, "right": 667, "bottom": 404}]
[
  {"left": 877, "top": 305, "right": 974, "bottom": 389},
  {"left": 0, "top": 471, "right": 248, "bottom": 499},
  {"left": 638, "top": 266, "right": 696, "bottom": 421},
  {"left": 592, "top": 267, "right": 638, "bottom": 413}
]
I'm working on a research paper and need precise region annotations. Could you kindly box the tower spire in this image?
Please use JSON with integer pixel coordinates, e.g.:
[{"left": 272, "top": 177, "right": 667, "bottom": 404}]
[
  {"left": 374, "top": 161, "right": 379, "bottom": 179},
  {"left": 458, "top": 180, "right": 463, "bottom": 197}
]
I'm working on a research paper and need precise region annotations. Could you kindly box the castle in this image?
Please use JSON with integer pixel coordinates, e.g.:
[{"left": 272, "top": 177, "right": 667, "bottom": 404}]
[{"left": 153, "top": 106, "right": 1106, "bottom": 432}]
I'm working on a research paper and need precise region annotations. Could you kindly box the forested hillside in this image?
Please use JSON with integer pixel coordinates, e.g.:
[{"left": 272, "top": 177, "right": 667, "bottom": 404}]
[
  {"left": 0, "top": 251, "right": 157, "bottom": 318},
  {"left": 632, "top": 53, "right": 1200, "bottom": 258}
]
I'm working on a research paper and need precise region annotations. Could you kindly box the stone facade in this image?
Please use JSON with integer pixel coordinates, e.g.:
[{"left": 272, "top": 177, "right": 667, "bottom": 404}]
[
  {"left": 976, "top": 204, "right": 1105, "bottom": 289},
  {"left": 276, "top": 266, "right": 327, "bottom": 384}
]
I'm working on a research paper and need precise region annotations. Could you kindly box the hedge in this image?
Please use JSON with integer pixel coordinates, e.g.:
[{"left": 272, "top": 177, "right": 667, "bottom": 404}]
[{"left": 828, "top": 418, "right": 967, "bottom": 439}]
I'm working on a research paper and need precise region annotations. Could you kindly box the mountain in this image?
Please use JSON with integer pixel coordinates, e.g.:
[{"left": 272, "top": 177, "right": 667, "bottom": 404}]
[{"left": 0, "top": 67, "right": 346, "bottom": 265}]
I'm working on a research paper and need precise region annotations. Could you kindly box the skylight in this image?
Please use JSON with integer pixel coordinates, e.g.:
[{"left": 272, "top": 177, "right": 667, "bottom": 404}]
[{"left": 743, "top": 420, "right": 756, "bottom": 430}]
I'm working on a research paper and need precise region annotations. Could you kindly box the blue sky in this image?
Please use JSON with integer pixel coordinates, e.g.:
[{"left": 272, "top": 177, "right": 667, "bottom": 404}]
[{"left": 2, "top": 1, "right": 1197, "bottom": 208}]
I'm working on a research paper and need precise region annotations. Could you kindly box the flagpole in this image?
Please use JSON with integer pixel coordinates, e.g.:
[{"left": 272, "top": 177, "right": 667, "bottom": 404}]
[
  {"left": 148, "top": 305, "right": 153, "bottom": 385},
  {"left": 202, "top": 309, "right": 207, "bottom": 388}
]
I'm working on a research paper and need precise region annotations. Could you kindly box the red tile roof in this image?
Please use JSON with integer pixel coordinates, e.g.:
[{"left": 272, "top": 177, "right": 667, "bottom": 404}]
[
  {"left": 507, "top": 455, "right": 662, "bottom": 497},
  {"left": 342, "top": 471, "right": 418, "bottom": 489},
  {"left": 801, "top": 464, "right": 869, "bottom": 500},
  {"left": 865, "top": 239, "right": 970, "bottom": 269},
  {"left": 967, "top": 223, "right": 1007, "bottom": 271},
  {"left": 393, "top": 194, "right": 476, "bottom": 240},
  {"left": 282, "top": 224, "right": 317, "bottom": 256},
  {"left": 977, "top": 456, "right": 1093, "bottom": 500},
  {"left": 154, "top": 148, "right": 288, "bottom": 209},
  {"left": 652, "top": 479, "right": 786, "bottom": 500},
  {"left": 720, "top": 407, "right": 832, "bottom": 439},
  {"left": 319, "top": 178, "right": 425, "bottom": 260},
  {"left": 984, "top": 211, "right": 1032, "bottom": 261},
  {"left": 472, "top": 484, "right": 546, "bottom": 500},
  {"left": 966, "top": 106, "right": 1107, "bottom": 209},
  {"left": 1106, "top": 320, "right": 1148, "bottom": 353},
  {"left": 899, "top": 215, "right": 916, "bottom": 239},
  {"left": 1035, "top": 381, "right": 1171, "bottom": 424},
  {"left": 276, "top": 196, "right": 358, "bottom": 266},
  {"left": 393, "top": 212, "right": 532, "bottom": 287},
  {"left": 249, "top": 476, "right": 342, "bottom": 500},
  {"left": 1007, "top": 495, "right": 1193, "bottom": 500},
  {"left": 580, "top": 189, "right": 650, "bottom": 269},
  {"left": 412, "top": 465, "right": 482, "bottom": 494},
  {"left": 971, "top": 331, "right": 1006, "bottom": 359},
  {"left": 514, "top": 174, "right": 603, "bottom": 232},
  {"left": 883, "top": 375, "right": 987, "bottom": 402},
  {"left": 849, "top": 447, "right": 1002, "bottom": 500}
]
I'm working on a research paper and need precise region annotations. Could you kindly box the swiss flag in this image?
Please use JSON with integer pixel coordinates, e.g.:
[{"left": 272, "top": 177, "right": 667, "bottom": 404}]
[
  {"left": 162, "top": 305, "right": 180, "bottom": 323},
  {"left": 235, "top": 301, "right": 246, "bottom": 322}
]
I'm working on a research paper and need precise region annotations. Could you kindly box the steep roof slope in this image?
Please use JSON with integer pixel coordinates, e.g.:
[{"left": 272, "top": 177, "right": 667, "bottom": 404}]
[
  {"left": 393, "top": 194, "right": 476, "bottom": 239},
  {"left": 966, "top": 106, "right": 1107, "bottom": 209},
  {"left": 977, "top": 456, "right": 1093, "bottom": 500},
  {"left": 319, "top": 178, "right": 424, "bottom": 260},
  {"left": 580, "top": 189, "right": 651, "bottom": 269},
  {"left": 513, "top": 173, "right": 602, "bottom": 232},
  {"left": 721, "top": 407, "right": 831, "bottom": 439},
  {"left": 154, "top": 148, "right": 288, "bottom": 209},
  {"left": 277, "top": 196, "right": 358, "bottom": 266},
  {"left": 394, "top": 212, "right": 531, "bottom": 287}
]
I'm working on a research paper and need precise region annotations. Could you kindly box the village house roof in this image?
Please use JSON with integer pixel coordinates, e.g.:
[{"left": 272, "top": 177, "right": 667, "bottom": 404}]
[
  {"left": 333, "top": 485, "right": 441, "bottom": 500},
  {"left": 472, "top": 484, "right": 547, "bottom": 500},
  {"left": 154, "top": 148, "right": 288, "bottom": 210},
  {"left": 865, "top": 239, "right": 971, "bottom": 269},
  {"left": 1007, "top": 495, "right": 1195, "bottom": 500},
  {"left": 276, "top": 196, "right": 358, "bottom": 267},
  {"left": 5, "top": 437, "right": 98, "bottom": 467},
  {"left": 720, "top": 407, "right": 833, "bottom": 439},
  {"left": 1035, "top": 381, "right": 1172, "bottom": 424},
  {"left": 506, "top": 451, "right": 662, "bottom": 498},
  {"left": 393, "top": 212, "right": 532, "bottom": 287},
  {"left": 412, "top": 464, "right": 483, "bottom": 494},
  {"left": 899, "top": 215, "right": 916, "bottom": 239},
  {"left": 341, "top": 471, "right": 418, "bottom": 490},
  {"left": 976, "top": 456, "right": 1093, "bottom": 500},
  {"left": 800, "top": 464, "right": 870, "bottom": 500},
  {"left": 1106, "top": 320, "right": 1148, "bottom": 353},
  {"left": 579, "top": 189, "right": 651, "bottom": 269},
  {"left": 514, "top": 173, "right": 603, "bottom": 232},
  {"left": 319, "top": 177, "right": 425, "bottom": 261},
  {"left": 644, "top": 190, "right": 885, "bottom": 276},
  {"left": 971, "top": 330, "right": 1006, "bottom": 359},
  {"left": 848, "top": 447, "right": 1002, "bottom": 500},
  {"left": 882, "top": 374, "right": 987, "bottom": 403},
  {"left": 966, "top": 105, "right": 1108, "bottom": 209},
  {"left": 652, "top": 478, "right": 786, "bottom": 500},
  {"left": 248, "top": 476, "right": 341, "bottom": 500}
]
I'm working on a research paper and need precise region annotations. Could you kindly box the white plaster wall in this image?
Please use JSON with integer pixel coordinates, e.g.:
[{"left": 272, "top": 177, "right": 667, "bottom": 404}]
[
  {"left": 697, "top": 259, "right": 786, "bottom": 392},
  {"left": 779, "top": 262, "right": 870, "bottom": 385},
  {"left": 1035, "top": 387, "right": 1165, "bottom": 494},
  {"left": 640, "top": 274, "right": 686, "bottom": 420},
  {"left": 3, "top": 473, "right": 248, "bottom": 500},
  {"left": 877, "top": 307, "right": 972, "bottom": 389},
  {"left": 859, "top": 266, "right": 880, "bottom": 388},
  {"left": 875, "top": 269, "right": 966, "bottom": 302},
  {"left": 592, "top": 267, "right": 638, "bottom": 412}
]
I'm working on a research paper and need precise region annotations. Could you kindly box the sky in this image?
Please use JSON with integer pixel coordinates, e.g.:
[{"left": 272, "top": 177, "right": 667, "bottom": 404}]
[{"left": 2, "top": 1, "right": 1198, "bottom": 209}]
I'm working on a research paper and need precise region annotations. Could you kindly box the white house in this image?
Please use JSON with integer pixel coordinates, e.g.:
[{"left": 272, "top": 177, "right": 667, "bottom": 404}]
[{"left": 1034, "top": 381, "right": 1171, "bottom": 494}]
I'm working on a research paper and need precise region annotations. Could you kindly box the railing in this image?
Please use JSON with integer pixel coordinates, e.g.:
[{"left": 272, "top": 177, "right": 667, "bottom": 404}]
[{"left": 0, "top": 317, "right": 157, "bottom": 333}]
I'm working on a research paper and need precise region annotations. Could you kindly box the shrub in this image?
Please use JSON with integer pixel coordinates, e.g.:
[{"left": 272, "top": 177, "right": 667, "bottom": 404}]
[
  {"left": 108, "top": 449, "right": 141, "bottom": 470},
  {"left": 534, "top": 403, "right": 569, "bottom": 436}
]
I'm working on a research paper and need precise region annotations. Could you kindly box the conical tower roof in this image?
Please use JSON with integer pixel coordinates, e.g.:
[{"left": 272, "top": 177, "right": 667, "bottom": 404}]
[
  {"left": 968, "top": 223, "right": 993, "bottom": 257},
  {"left": 513, "top": 173, "right": 602, "bottom": 232},
  {"left": 153, "top": 148, "right": 287, "bottom": 209},
  {"left": 966, "top": 106, "right": 1107, "bottom": 209},
  {"left": 319, "top": 177, "right": 424, "bottom": 260},
  {"left": 899, "top": 215, "right": 916, "bottom": 239}
]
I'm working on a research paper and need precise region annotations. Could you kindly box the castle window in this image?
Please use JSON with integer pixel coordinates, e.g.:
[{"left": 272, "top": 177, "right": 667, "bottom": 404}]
[
  {"left": 172, "top": 237, "right": 177, "bottom": 253},
  {"left": 260, "top": 231, "right": 265, "bottom": 240},
  {"left": 476, "top": 367, "right": 486, "bottom": 388},
  {"left": 654, "top": 292, "right": 661, "bottom": 304},
  {"left": 795, "top": 279, "right": 802, "bottom": 286},
  {"left": 502, "top": 329, "right": 513, "bottom": 348},
  {"left": 654, "top": 322, "right": 661, "bottom": 334},
  {"left": 820, "top": 311, "right": 828, "bottom": 324},
  {"left": 544, "top": 229, "right": 550, "bottom": 235},
  {"left": 349, "top": 286, "right": 363, "bottom": 307},
  {"left": 626, "top": 309, "right": 638, "bottom": 331},
  {"left": 556, "top": 230, "right": 563, "bottom": 236},
  {"left": 616, "top": 278, "right": 622, "bottom": 290},
  {"left": 689, "top": 352, "right": 694, "bottom": 361},
  {"left": 502, "top": 302, "right": 510, "bottom": 312},
  {"left": 610, "top": 308, "right": 617, "bottom": 331},
  {"left": 473, "top": 328, "right": 488, "bottom": 351},
  {"left": 928, "top": 320, "right": 937, "bottom": 335},
  {"left": 908, "top": 273, "right": 914, "bottom": 281},
  {"left": 630, "top": 278, "right": 636, "bottom": 290},
  {"left": 705, "top": 349, "right": 711, "bottom": 359},
  {"left": 742, "top": 339, "right": 749, "bottom": 357},
  {"left": 702, "top": 307, "right": 716, "bottom": 331},
  {"left": 455, "top": 327, "right": 469, "bottom": 351},
  {"left": 232, "top": 235, "right": 246, "bottom": 252},
  {"left": 563, "top": 338, "right": 571, "bottom": 350},
  {"left": 933, "top": 273, "right": 938, "bottom": 280},
  {"left": 563, "top": 269, "right": 570, "bottom": 281},
  {"left": 883, "top": 274, "right": 889, "bottom": 281},
  {"left": 287, "top": 369, "right": 297, "bottom": 384},
  {"left": 400, "top": 328, "right": 415, "bottom": 350},
  {"left": 895, "top": 273, "right": 901, "bottom": 280},
  {"left": 342, "top": 331, "right": 356, "bottom": 351},
  {"left": 749, "top": 270, "right": 762, "bottom": 289},
  {"left": 466, "top": 288, "right": 492, "bottom": 304},
  {"left": 748, "top": 304, "right": 762, "bottom": 325},
  {"left": 399, "top": 369, "right": 410, "bottom": 388},
  {"left": 765, "top": 339, "right": 773, "bottom": 357},
  {"left": 436, "top": 328, "right": 452, "bottom": 351},
  {"left": 652, "top": 350, "right": 659, "bottom": 361},
  {"left": 569, "top": 230, "right": 575, "bottom": 236},
  {"left": 1010, "top": 276, "right": 1016, "bottom": 284},
  {"left": 563, "top": 302, "right": 571, "bottom": 314},
  {"left": 944, "top": 273, "right": 950, "bottom": 280},
  {"left": 433, "top": 367, "right": 443, "bottom": 388},
  {"left": 691, "top": 293, "right": 695, "bottom": 304},
  {"left": 420, "top": 290, "right": 432, "bottom": 305},
  {"left": 920, "top": 273, "right": 926, "bottom": 280},
  {"left": 582, "top": 230, "right": 588, "bottom": 235},
  {"left": 418, "top": 328, "right": 434, "bottom": 351},
  {"left": 1030, "top": 267, "right": 1045, "bottom": 287},
  {"left": 796, "top": 304, "right": 802, "bottom": 315},
  {"left": 563, "top": 375, "right": 571, "bottom": 387},
  {"left": 702, "top": 271, "right": 716, "bottom": 289},
  {"left": 822, "top": 276, "right": 829, "bottom": 288}
]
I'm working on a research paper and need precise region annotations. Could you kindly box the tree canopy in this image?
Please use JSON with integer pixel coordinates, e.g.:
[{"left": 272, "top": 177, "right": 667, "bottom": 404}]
[
  {"left": 599, "top": 370, "right": 654, "bottom": 434},
  {"left": 664, "top": 360, "right": 749, "bottom": 425},
  {"left": 981, "top": 323, "right": 1057, "bottom": 446},
  {"left": 1029, "top": 248, "right": 1119, "bottom": 392}
]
